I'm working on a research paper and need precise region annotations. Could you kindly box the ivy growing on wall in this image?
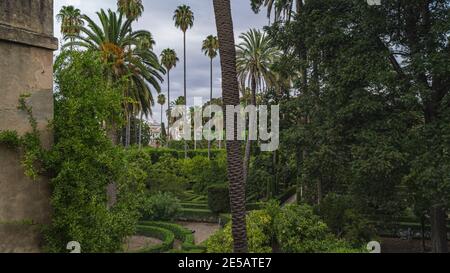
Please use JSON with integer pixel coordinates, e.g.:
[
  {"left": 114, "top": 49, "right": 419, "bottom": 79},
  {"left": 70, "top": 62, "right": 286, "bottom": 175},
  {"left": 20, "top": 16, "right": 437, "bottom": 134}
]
[{"left": 0, "top": 94, "right": 44, "bottom": 180}]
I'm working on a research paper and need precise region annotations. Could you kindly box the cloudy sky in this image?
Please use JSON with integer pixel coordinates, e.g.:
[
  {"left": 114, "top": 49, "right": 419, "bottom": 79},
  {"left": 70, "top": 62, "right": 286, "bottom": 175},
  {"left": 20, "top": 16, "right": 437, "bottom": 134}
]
[{"left": 54, "top": 0, "right": 268, "bottom": 124}]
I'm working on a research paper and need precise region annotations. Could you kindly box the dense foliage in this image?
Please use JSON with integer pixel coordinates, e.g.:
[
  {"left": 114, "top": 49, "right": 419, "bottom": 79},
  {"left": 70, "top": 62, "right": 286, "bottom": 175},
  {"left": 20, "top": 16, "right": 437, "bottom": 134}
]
[
  {"left": 207, "top": 203, "right": 362, "bottom": 253},
  {"left": 140, "top": 192, "right": 181, "bottom": 221},
  {"left": 207, "top": 184, "right": 230, "bottom": 213},
  {"left": 44, "top": 51, "right": 147, "bottom": 252}
]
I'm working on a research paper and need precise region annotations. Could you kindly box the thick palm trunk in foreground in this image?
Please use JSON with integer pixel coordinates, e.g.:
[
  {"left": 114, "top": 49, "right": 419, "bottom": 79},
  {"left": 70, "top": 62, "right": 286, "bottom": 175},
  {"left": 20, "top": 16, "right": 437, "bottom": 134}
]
[{"left": 213, "top": 0, "right": 248, "bottom": 253}]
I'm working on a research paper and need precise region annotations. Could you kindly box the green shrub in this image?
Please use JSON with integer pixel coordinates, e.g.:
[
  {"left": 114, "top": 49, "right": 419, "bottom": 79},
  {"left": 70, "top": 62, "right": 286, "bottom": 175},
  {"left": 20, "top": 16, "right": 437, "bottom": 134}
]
[
  {"left": 44, "top": 51, "right": 145, "bottom": 253},
  {"left": 206, "top": 210, "right": 273, "bottom": 253},
  {"left": 275, "top": 204, "right": 360, "bottom": 253},
  {"left": 207, "top": 184, "right": 230, "bottom": 213},
  {"left": 318, "top": 193, "right": 375, "bottom": 247},
  {"left": 141, "top": 192, "right": 181, "bottom": 221},
  {"left": 146, "top": 155, "right": 189, "bottom": 196},
  {"left": 135, "top": 225, "right": 175, "bottom": 253}
]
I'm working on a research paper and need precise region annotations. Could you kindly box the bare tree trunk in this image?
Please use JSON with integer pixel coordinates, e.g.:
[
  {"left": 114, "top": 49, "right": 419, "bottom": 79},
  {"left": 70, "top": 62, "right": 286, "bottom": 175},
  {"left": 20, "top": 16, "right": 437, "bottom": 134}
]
[
  {"left": 167, "top": 70, "right": 171, "bottom": 144},
  {"left": 138, "top": 112, "right": 142, "bottom": 149},
  {"left": 208, "top": 58, "right": 213, "bottom": 159},
  {"left": 126, "top": 111, "right": 131, "bottom": 147},
  {"left": 183, "top": 31, "right": 188, "bottom": 159},
  {"left": 213, "top": 0, "right": 248, "bottom": 253},
  {"left": 430, "top": 205, "right": 448, "bottom": 253},
  {"left": 243, "top": 78, "right": 257, "bottom": 183}
]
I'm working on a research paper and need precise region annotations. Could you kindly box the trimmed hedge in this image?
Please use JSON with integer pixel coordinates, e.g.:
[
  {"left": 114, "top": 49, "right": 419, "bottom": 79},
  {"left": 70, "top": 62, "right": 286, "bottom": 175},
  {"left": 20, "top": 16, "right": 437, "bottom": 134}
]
[
  {"left": 135, "top": 225, "right": 175, "bottom": 253},
  {"left": 180, "top": 202, "right": 209, "bottom": 210},
  {"left": 207, "top": 184, "right": 230, "bottom": 213},
  {"left": 177, "top": 208, "right": 219, "bottom": 223},
  {"left": 140, "top": 221, "right": 206, "bottom": 253},
  {"left": 142, "top": 147, "right": 225, "bottom": 163}
]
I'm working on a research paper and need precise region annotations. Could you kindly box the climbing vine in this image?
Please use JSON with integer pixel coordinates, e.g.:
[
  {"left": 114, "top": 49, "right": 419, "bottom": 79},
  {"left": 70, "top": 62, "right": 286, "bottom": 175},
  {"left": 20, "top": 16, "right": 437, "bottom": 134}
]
[{"left": 0, "top": 94, "right": 44, "bottom": 181}]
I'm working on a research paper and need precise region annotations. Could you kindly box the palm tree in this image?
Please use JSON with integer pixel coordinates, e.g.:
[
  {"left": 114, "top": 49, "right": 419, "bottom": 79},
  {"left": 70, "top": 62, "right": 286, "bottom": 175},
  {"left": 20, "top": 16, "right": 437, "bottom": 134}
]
[
  {"left": 157, "top": 94, "right": 166, "bottom": 135},
  {"left": 202, "top": 35, "right": 219, "bottom": 159},
  {"left": 174, "top": 5, "right": 194, "bottom": 158},
  {"left": 250, "top": 0, "right": 303, "bottom": 22},
  {"left": 57, "top": 6, "right": 84, "bottom": 49},
  {"left": 65, "top": 9, "right": 164, "bottom": 143},
  {"left": 117, "top": 0, "right": 145, "bottom": 147},
  {"left": 213, "top": 0, "right": 248, "bottom": 253},
  {"left": 160, "top": 48, "right": 179, "bottom": 141},
  {"left": 117, "top": 0, "right": 144, "bottom": 21},
  {"left": 236, "top": 28, "right": 280, "bottom": 183}
]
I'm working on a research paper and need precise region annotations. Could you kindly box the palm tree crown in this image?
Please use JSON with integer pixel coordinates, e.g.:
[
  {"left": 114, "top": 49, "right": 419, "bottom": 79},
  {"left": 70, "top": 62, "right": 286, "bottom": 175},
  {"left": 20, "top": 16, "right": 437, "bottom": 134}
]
[
  {"left": 157, "top": 94, "right": 166, "bottom": 106},
  {"left": 117, "top": 0, "right": 144, "bottom": 21},
  {"left": 173, "top": 5, "right": 195, "bottom": 33},
  {"left": 57, "top": 6, "right": 84, "bottom": 39},
  {"left": 202, "top": 35, "right": 219, "bottom": 60},
  {"left": 65, "top": 9, "right": 165, "bottom": 116},
  {"left": 236, "top": 28, "right": 280, "bottom": 94},
  {"left": 160, "top": 48, "right": 179, "bottom": 71},
  {"left": 251, "top": 0, "right": 301, "bottom": 22}
]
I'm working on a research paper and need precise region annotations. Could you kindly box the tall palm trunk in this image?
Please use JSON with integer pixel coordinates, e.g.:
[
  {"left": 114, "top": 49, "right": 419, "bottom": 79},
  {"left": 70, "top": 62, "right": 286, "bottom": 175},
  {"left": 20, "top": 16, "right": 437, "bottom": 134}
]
[
  {"left": 213, "top": 0, "right": 248, "bottom": 253},
  {"left": 183, "top": 30, "right": 188, "bottom": 158},
  {"left": 208, "top": 57, "right": 213, "bottom": 159},
  {"left": 243, "top": 78, "right": 257, "bottom": 183},
  {"left": 167, "top": 70, "right": 171, "bottom": 143},
  {"left": 161, "top": 104, "right": 164, "bottom": 135},
  {"left": 138, "top": 112, "right": 143, "bottom": 149},
  {"left": 125, "top": 104, "right": 131, "bottom": 147},
  {"left": 125, "top": 27, "right": 133, "bottom": 148}
]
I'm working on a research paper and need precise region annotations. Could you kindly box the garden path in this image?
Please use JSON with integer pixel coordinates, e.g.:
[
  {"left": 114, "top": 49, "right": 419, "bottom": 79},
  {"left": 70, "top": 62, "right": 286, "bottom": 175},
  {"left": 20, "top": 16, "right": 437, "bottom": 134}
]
[{"left": 177, "top": 221, "right": 220, "bottom": 244}]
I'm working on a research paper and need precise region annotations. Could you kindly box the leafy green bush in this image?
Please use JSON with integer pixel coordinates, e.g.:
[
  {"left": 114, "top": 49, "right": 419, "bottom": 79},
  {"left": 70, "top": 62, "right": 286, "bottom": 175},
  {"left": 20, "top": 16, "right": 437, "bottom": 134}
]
[
  {"left": 275, "top": 204, "right": 360, "bottom": 253},
  {"left": 206, "top": 210, "right": 273, "bottom": 253},
  {"left": 318, "top": 193, "right": 376, "bottom": 246},
  {"left": 208, "top": 184, "right": 230, "bottom": 213},
  {"left": 44, "top": 51, "right": 145, "bottom": 253},
  {"left": 141, "top": 192, "right": 181, "bottom": 221},
  {"left": 146, "top": 155, "right": 189, "bottom": 196}
]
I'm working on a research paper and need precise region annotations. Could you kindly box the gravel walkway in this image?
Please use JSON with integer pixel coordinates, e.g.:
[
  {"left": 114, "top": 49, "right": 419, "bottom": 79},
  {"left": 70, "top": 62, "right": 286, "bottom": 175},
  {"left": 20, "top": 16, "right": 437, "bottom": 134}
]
[
  {"left": 124, "top": 236, "right": 162, "bottom": 252},
  {"left": 177, "top": 221, "right": 220, "bottom": 244}
]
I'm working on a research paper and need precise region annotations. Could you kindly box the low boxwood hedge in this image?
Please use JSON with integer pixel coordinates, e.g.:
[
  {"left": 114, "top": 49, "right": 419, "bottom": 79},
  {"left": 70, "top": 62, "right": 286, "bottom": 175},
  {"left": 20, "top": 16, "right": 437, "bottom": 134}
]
[
  {"left": 139, "top": 221, "right": 207, "bottom": 253},
  {"left": 180, "top": 202, "right": 209, "bottom": 210},
  {"left": 176, "top": 208, "right": 219, "bottom": 223},
  {"left": 135, "top": 225, "right": 175, "bottom": 253}
]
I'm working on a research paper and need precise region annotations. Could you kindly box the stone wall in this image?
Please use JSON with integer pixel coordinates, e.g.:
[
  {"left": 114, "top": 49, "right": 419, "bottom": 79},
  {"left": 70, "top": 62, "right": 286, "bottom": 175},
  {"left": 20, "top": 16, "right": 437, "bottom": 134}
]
[{"left": 0, "top": 0, "right": 57, "bottom": 252}]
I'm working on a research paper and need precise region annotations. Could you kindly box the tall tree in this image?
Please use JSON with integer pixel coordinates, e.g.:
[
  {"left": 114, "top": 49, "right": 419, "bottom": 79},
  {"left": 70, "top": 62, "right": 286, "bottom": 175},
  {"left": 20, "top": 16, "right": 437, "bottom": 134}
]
[
  {"left": 117, "top": 0, "right": 144, "bottom": 21},
  {"left": 65, "top": 9, "right": 164, "bottom": 142},
  {"left": 160, "top": 48, "right": 179, "bottom": 142},
  {"left": 236, "top": 28, "right": 280, "bottom": 183},
  {"left": 213, "top": 0, "right": 248, "bottom": 253},
  {"left": 157, "top": 94, "right": 166, "bottom": 135},
  {"left": 57, "top": 5, "right": 84, "bottom": 48},
  {"left": 251, "top": 0, "right": 303, "bottom": 22},
  {"left": 202, "top": 35, "right": 219, "bottom": 159},
  {"left": 117, "top": 0, "right": 145, "bottom": 147},
  {"left": 174, "top": 5, "right": 194, "bottom": 157}
]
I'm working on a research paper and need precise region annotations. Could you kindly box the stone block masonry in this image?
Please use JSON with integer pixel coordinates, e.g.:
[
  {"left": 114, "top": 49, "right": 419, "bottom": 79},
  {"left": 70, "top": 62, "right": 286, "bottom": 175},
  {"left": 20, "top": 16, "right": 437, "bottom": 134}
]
[{"left": 0, "top": 0, "right": 57, "bottom": 252}]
